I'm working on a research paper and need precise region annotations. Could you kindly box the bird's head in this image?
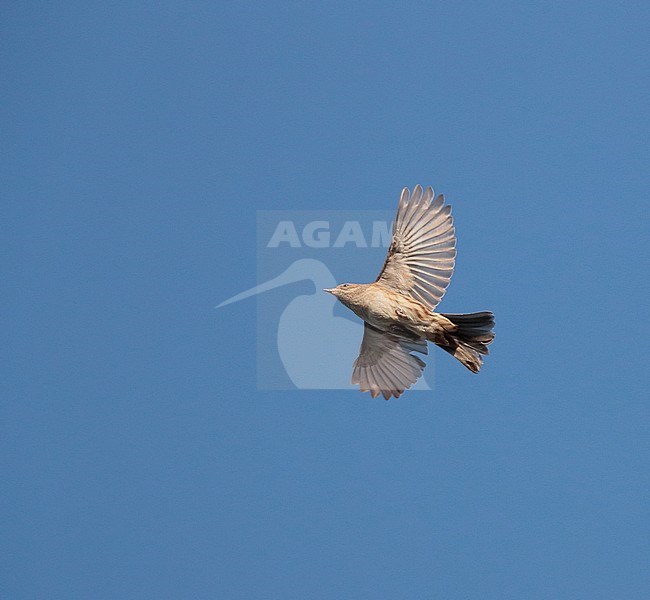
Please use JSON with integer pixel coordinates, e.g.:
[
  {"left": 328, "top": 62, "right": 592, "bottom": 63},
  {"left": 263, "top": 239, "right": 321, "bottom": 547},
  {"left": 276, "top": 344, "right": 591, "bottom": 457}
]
[{"left": 323, "top": 283, "right": 366, "bottom": 309}]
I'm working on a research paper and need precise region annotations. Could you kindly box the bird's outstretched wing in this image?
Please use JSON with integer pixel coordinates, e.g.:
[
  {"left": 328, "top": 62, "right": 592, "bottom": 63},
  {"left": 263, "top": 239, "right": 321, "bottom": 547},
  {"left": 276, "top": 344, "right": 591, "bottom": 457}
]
[
  {"left": 352, "top": 323, "right": 427, "bottom": 400},
  {"left": 376, "top": 185, "right": 456, "bottom": 310}
]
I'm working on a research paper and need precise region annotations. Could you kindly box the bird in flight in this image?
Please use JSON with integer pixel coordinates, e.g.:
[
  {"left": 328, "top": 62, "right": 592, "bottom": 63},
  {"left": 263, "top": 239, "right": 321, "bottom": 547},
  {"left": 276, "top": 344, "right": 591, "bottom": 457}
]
[{"left": 324, "top": 185, "right": 494, "bottom": 400}]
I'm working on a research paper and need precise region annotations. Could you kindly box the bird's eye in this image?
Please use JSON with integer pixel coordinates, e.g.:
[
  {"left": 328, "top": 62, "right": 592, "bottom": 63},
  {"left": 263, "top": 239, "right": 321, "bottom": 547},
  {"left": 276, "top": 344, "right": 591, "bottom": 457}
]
[{"left": 341, "top": 283, "right": 349, "bottom": 288}]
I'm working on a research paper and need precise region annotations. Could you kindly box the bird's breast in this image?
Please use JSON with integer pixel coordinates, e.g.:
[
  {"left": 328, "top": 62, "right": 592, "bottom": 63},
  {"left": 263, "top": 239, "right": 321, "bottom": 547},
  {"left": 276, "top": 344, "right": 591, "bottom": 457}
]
[{"left": 355, "top": 285, "right": 432, "bottom": 332}]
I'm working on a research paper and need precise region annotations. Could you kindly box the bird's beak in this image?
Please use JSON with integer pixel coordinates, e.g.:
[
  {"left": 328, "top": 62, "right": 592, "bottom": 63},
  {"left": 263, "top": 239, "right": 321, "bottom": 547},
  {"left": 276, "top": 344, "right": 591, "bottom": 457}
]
[{"left": 323, "top": 288, "right": 335, "bottom": 294}]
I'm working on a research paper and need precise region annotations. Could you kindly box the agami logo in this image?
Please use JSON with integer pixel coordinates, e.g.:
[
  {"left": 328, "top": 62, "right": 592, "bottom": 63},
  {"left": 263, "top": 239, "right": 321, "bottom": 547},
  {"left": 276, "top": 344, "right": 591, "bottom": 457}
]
[
  {"left": 217, "top": 210, "right": 434, "bottom": 391},
  {"left": 266, "top": 220, "right": 391, "bottom": 248}
]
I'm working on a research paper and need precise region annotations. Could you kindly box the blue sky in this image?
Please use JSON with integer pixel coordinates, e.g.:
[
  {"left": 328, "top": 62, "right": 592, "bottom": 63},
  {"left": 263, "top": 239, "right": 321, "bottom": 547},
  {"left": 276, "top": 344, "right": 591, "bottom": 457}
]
[{"left": 2, "top": 2, "right": 649, "bottom": 598}]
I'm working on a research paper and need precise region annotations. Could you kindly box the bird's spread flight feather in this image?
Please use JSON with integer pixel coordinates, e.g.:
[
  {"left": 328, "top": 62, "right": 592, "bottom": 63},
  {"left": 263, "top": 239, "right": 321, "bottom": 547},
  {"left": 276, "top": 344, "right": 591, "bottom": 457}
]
[
  {"left": 351, "top": 323, "right": 427, "bottom": 400},
  {"left": 376, "top": 185, "right": 456, "bottom": 310}
]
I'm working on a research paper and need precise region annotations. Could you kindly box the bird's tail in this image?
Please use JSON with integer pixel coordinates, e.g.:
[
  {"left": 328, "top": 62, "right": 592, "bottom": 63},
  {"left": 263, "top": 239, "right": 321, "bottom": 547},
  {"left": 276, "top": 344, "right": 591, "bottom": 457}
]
[{"left": 436, "top": 311, "right": 495, "bottom": 373}]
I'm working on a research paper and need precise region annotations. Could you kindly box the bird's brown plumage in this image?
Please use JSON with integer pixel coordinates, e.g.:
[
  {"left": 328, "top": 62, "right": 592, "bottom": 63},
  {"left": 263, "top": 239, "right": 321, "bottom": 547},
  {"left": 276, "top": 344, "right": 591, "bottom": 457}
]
[{"left": 325, "top": 185, "right": 494, "bottom": 399}]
